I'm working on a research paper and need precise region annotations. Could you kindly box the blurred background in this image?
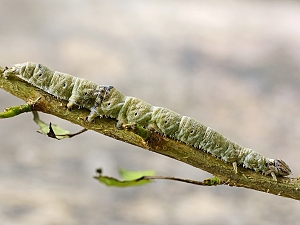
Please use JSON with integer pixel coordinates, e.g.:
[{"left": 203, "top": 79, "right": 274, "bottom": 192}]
[{"left": 1, "top": 1, "right": 300, "bottom": 224}]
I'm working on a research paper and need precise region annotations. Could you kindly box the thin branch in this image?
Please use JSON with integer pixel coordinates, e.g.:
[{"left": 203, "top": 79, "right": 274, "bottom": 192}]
[
  {"left": 1, "top": 67, "right": 300, "bottom": 200},
  {"left": 139, "top": 176, "right": 223, "bottom": 186},
  {"left": 0, "top": 102, "right": 32, "bottom": 118}
]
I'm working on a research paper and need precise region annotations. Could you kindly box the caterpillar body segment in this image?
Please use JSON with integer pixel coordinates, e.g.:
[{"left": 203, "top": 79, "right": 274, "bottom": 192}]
[
  {"left": 116, "top": 97, "right": 153, "bottom": 128},
  {"left": 149, "top": 107, "right": 182, "bottom": 137},
  {"left": 49, "top": 71, "right": 76, "bottom": 101},
  {"left": 176, "top": 116, "right": 207, "bottom": 148}
]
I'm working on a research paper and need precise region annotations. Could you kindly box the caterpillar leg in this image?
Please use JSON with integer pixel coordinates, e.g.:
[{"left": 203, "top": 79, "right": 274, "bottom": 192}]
[
  {"left": 263, "top": 169, "right": 278, "bottom": 182},
  {"left": 66, "top": 101, "right": 75, "bottom": 109},
  {"left": 125, "top": 123, "right": 151, "bottom": 141},
  {"left": 232, "top": 162, "right": 238, "bottom": 174},
  {"left": 270, "top": 172, "right": 277, "bottom": 182},
  {"left": 86, "top": 111, "right": 99, "bottom": 122},
  {"left": 116, "top": 120, "right": 126, "bottom": 129}
]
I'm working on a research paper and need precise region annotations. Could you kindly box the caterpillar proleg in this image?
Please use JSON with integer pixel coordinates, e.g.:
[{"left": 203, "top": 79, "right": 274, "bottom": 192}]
[{"left": 4, "top": 62, "right": 292, "bottom": 181}]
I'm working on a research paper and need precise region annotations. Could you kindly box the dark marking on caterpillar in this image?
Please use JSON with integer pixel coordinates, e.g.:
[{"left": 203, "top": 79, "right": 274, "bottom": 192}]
[{"left": 4, "top": 62, "right": 292, "bottom": 181}]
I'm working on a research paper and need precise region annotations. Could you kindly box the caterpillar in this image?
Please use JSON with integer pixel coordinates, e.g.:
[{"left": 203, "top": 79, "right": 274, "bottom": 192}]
[{"left": 3, "top": 62, "right": 292, "bottom": 181}]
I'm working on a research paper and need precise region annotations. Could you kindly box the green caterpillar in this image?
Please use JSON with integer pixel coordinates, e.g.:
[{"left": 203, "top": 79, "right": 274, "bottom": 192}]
[{"left": 4, "top": 62, "right": 292, "bottom": 181}]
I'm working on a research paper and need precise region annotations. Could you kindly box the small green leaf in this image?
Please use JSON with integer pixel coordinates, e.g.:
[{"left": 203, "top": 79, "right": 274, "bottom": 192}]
[
  {"left": 119, "top": 168, "right": 156, "bottom": 180},
  {"left": 95, "top": 168, "right": 156, "bottom": 187},
  {"left": 96, "top": 176, "right": 152, "bottom": 187},
  {"left": 203, "top": 177, "right": 221, "bottom": 186},
  {"left": 33, "top": 111, "right": 70, "bottom": 140}
]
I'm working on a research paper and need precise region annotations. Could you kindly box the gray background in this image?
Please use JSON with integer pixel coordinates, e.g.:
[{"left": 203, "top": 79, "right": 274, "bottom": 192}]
[{"left": 1, "top": 1, "right": 300, "bottom": 224}]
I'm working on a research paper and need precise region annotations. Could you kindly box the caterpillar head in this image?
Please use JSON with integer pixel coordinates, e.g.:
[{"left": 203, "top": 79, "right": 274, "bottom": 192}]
[{"left": 265, "top": 159, "right": 292, "bottom": 177}]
